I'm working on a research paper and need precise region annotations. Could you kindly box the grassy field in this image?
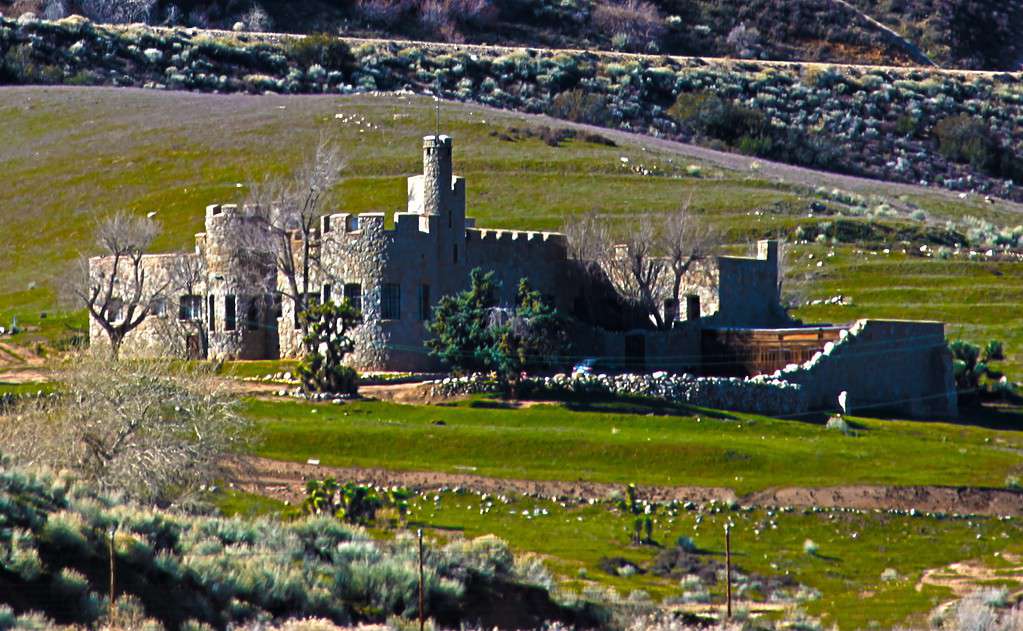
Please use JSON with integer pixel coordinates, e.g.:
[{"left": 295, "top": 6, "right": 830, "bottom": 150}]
[
  {"left": 3, "top": 87, "right": 1023, "bottom": 378},
  {"left": 246, "top": 397, "right": 1023, "bottom": 494},
  {"left": 218, "top": 486, "right": 1023, "bottom": 630}
]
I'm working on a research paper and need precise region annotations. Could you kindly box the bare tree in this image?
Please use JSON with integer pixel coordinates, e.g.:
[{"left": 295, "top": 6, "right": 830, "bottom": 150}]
[
  {"left": 78, "top": 0, "right": 157, "bottom": 23},
  {"left": 71, "top": 211, "right": 166, "bottom": 358},
  {"left": 241, "top": 139, "right": 346, "bottom": 331},
  {"left": 611, "top": 218, "right": 668, "bottom": 328},
  {"left": 0, "top": 353, "right": 250, "bottom": 504},
  {"left": 657, "top": 194, "right": 720, "bottom": 324},
  {"left": 563, "top": 195, "right": 719, "bottom": 329},
  {"left": 150, "top": 253, "right": 209, "bottom": 358}
]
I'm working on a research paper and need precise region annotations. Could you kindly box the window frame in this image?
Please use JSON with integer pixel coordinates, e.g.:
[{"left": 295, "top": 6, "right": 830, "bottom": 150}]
[
  {"left": 380, "top": 283, "right": 401, "bottom": 320},
  {"left": 224, "top": 294, "right": 237, "bottom": 332}
]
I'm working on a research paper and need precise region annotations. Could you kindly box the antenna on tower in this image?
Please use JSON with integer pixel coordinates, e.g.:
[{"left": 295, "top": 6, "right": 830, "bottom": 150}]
[{"left": 434, "top": 97, "right": 440, "bottom": 137}]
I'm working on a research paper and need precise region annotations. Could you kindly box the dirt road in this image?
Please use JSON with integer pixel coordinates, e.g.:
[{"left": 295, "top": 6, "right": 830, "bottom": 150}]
[{"left": 229, "top": 455, "right": 1023, "bottom": 516}]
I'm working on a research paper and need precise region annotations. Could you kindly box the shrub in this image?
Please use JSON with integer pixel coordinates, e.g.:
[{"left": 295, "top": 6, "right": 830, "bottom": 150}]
[
  {"left": 287, "top": 34, "right": 355, "bottom": 74},
  {"left": 0, "top": 355, "right": 248, "bottom": 503},
  {"left": 548, "top": 89, "right": 608, "bottom": 125},
  {"left": 825, "top": 415, "right": 851, "bottom": 435},
  {"left": 356, "top": 0, "right": 414, "bottom": 26},
  {"left": 935, "top": 115, "right": 999, "bottom": 170},
  {"left": 669, "top": 92, "right": 768, "bottom": 145},
  {"left": 1007, "top": 475, "right": 1022, "bottom": 491},
  {"left": 675, "top": 535, "right": 698, "bottom": 552},
  {"left": 301, "top": 478, "right": 410, "bottom": 526},
  {"left": 591, "top": 0, "right": 665, "bottom": 49},
  {"left": 78, "top": 0, "right": 156, "bottom": 23},
  {"left": 948, "top": 338, "right": 1007, "bottom": 403},
  {"left": 880, "top": 567, "right": 900, "bottom": 582},
  {"left": 296, "top": 301, "right": 360, "bottom": 396}
]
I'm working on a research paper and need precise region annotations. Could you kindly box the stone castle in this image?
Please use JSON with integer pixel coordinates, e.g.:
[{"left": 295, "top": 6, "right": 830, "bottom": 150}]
[{"left": 89, "top": 134, "right": 957, "bottom": 418}]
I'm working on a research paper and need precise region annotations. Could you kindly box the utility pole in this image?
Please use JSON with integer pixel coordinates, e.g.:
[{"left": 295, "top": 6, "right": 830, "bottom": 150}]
[
  {"left": 108, "top": 527, "right": 117, "bottom": 624},
  {"left": 725, "top": 523, "right": 732, "bottom": 619},
  {"left": 418, "top": 528, "right": 425, "bottom": 631}
]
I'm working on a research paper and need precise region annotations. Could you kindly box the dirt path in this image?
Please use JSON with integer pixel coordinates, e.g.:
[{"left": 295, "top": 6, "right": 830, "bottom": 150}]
[
  {"left": 829, "top": 0, "right": 936, "bottom": 67},
  {"left": 120, "top": 24, "right": 1020, "bottom": 77},
  {"left": 229, "top": 455, "right": 1023, "bottom": 516},
  {"left": 918, "top": 553, "right": 1023, "bottom": 597},
  {"left": 227, "top": 455, "right": 737, "bottom": 505}
]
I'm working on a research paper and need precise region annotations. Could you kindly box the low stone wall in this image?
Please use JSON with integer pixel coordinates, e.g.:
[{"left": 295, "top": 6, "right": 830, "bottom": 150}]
[
  {"left": 431, "top": 371, "right": 807, "bottom": 416},
  {"left": 775, "top": 319, "right": 957, "bottom": 418}
]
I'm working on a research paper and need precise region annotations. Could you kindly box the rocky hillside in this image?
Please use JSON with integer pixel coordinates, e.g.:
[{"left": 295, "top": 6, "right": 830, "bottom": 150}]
[
  {"left": 2, "top": 14, "right": 1022, "bottom": 203},
  {"left": 2, "top": 0, "right": 1022, "bottom": 70}
]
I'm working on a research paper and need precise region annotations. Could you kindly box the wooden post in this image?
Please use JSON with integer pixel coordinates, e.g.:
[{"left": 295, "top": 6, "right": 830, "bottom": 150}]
[
  {"left": 725, "top": 523, "right": 732, "bottom": 619},
  {"left": 108, "top": 527, "right": 116, "bottom": 624},
  {"left": 418, "top": 528, "right": 425, "bottom": 631}
]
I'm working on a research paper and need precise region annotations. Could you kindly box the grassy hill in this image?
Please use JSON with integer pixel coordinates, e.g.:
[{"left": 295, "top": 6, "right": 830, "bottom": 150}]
[{"left": 2, "top": 86, "right": 1021, "bottom": 380}]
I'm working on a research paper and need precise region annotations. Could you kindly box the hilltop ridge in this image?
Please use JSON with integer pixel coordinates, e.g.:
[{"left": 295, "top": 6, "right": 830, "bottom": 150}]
[{"left": 2, "top": 0, "right": 1022, "bottom": 70}]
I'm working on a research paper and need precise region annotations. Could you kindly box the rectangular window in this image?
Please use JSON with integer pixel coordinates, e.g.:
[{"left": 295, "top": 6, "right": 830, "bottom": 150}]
[
  {"left": 322, "top": 283, "right": 332, "bottom": 304},
  {"left": 686, "top": 294, "right": 701, "bottom": 321},
  {"left": 245, "top": 298, "right": 259, "bottom": 331},
  {"left": 664, "top": 298, "right": 679, "bottom": 323},
  {"left": 381, "top": 283, "right": 401, "bottom": 320},
  {"left": 225, "top": 295, "right": 236, "bottom": 331},
  {"left": 179, "top": 295, "right": 202, "bottom": 321},
  {"left": 418, "top": 284, "right": 431, "bottom": 321},
  {"left": 208, "top": 295, "right": 216, "bottom": 331},
  {"left": 270, "top": 292, "right": 282, "bottom": 321},
  {"left": 107, "top": 298, "right": 123, "bottom": 322},
  {"left": 151, "top": 297, "right": 167, "bottom": 317},
  {"left": 343, "top": 283, "right": 362, "bottom": 313}
]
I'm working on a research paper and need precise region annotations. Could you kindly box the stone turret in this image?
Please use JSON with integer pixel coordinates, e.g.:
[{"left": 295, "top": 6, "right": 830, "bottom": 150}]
[
  {"left": 420, "top": 134, "right": 453, "bottom": 216},
  {"left": 203, "top": 203, "right": 276, "bottom": 360}
]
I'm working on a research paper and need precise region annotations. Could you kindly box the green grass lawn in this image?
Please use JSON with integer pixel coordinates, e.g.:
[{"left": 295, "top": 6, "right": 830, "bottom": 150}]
[
  {"left": 245, "top": 397, "right": 1023, "bottom": 494},
  {"left": 216, "top": 485, "right": 1023, "bottom": 630},
  {"left": 218, "top": 359, "right": 300, "bottom": 379}
]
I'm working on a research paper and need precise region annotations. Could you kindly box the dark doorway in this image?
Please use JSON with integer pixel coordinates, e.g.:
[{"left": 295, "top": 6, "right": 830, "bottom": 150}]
[
  {"left": 686, "top": 294, "right": 701, "bottom": 321},
  {"left": 186, "top": 335, "right": 203, "bottom": 360},
  {"left": 625, "top": 334, "right": 645, "bottom": 372}
]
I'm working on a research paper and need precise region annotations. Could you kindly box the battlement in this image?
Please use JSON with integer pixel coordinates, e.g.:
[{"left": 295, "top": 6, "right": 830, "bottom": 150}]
[
  {"left": 469, "top": 228, "right": 567, "bottom": 246},
  {"left": 423, "top": 134, "right": 453, "bottom": 149},
  {"left": 205, "top": 203, "right": 240, "bottom": 221}
]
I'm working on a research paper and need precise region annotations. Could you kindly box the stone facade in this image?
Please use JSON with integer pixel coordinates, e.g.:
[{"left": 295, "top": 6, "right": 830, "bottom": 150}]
[{"left": 87, "top": 134, "right": 957, "bottom": 417}]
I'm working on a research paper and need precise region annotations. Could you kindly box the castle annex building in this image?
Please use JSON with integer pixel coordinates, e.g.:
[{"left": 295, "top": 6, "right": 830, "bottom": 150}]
[{"left": 89, "top": 134, "right": 957, "bottom": 418}]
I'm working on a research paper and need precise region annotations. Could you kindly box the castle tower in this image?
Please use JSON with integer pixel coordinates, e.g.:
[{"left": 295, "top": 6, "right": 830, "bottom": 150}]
[
  {"left": 420, "top": 134, "right": 453, "bottom": 216},
  {"left": 203, "top": 203, "right": 276, "bottom": 360}
]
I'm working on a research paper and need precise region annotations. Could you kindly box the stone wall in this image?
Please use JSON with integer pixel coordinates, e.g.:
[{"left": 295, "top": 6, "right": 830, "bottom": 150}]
[
  {"left": 465, "top": 229, "right": 571, "bottom": 311},
  {"left": 432, "top": 371, "right": 808, "bottom": 417},
  {"left": 777, "top": 319, "right": 957, "bottom": 418},
  {"left": 566, "top": 321, "right": 702, "bottom": 374},
  {"left": 87, "top": 252, "right": 207, "bottom": 358},
  {"left": 674, "top": 240, "right": 788, "bottom": 328}
]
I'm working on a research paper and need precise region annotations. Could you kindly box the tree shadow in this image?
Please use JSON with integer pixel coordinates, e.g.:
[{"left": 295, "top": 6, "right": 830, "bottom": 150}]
[
  {"left": 859, "top": 401, "right": 1023, "bottom": 431},
  {"left": 407, "top": 520, "right": 464, "bottom": 532},
  {"left": 952, "top": 403, "right": 1023, "bottom": 431}
]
